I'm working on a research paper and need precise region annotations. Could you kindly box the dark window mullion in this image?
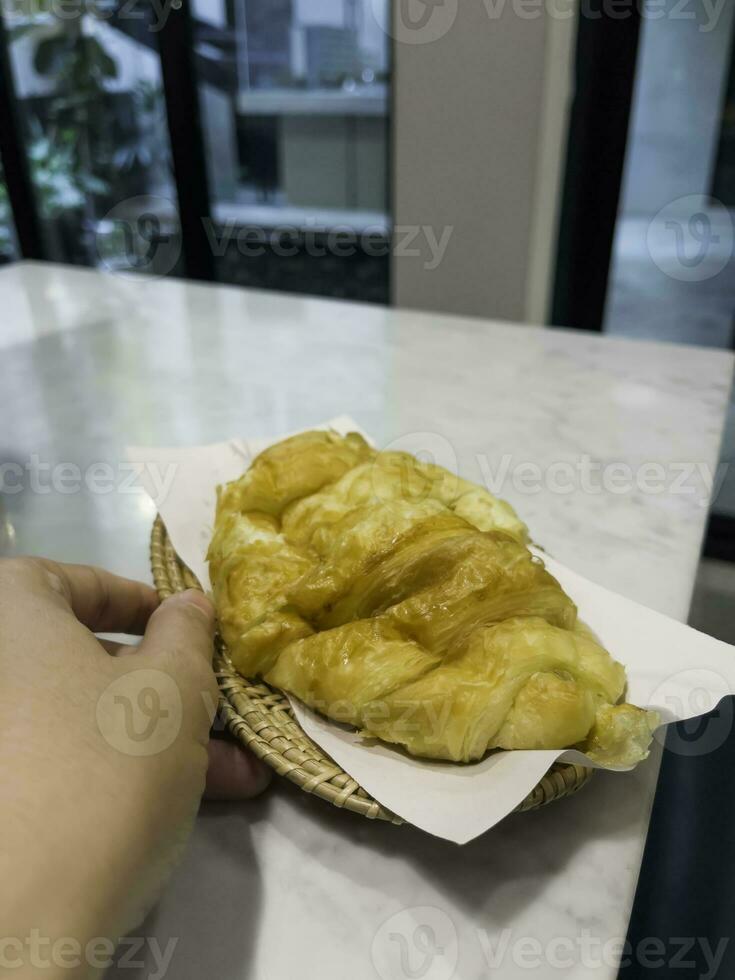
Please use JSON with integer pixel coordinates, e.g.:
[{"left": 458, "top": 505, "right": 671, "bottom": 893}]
[
  {"left": 157, "top": 0, "right": 215, "bottom": 281},
  {"left": 0, "top": 7, "right": 45, "bottom": 260},
  {"left": 551, "top": 3, "right": 642, "bottom": 331}
]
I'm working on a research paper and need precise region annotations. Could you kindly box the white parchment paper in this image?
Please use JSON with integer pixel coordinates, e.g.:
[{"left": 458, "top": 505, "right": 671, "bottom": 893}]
[{"left": 128, "top": 417, "right": 735, "bottom": 843}]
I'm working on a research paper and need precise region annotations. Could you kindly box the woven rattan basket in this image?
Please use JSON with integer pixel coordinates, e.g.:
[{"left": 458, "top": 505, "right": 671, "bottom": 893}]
[{"left": 150, "top": 515, "right": 593, "bottom": 824}]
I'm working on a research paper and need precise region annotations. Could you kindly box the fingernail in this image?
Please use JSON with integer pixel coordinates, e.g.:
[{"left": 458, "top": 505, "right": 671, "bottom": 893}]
[{"left": 165, "top": 589, "right": 215, "bottom": 623}]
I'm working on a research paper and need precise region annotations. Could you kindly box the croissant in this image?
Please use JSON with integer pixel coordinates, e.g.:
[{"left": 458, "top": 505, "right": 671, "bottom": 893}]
[{"left": 208, "top": 430, "right": 656, "bottom": 766}]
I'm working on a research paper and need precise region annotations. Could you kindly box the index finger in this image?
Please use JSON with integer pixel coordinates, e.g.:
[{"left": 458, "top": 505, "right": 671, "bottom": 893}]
[{"left": 34, "top": 558, "right": 160, "bottom": 635}]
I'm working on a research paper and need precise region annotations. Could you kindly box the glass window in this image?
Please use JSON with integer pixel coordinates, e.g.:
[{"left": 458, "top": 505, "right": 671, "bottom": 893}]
[
  {"left": 4, "top": 0, "right": 182, "bottom": 276},
  {"left": 604, "top": 11, "right": 735, "bottom": 523},
  {"left": 193, "top": 0, "right": 391, "bottom": 302}
]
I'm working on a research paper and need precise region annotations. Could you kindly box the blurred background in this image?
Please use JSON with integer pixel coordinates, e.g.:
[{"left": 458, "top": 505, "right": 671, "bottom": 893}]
[
  {"left": 0, "top": 0, "right": 391, "bottom": 298},
  {"left": 0, "top": 0, "right": 733, "bottom": 638}
]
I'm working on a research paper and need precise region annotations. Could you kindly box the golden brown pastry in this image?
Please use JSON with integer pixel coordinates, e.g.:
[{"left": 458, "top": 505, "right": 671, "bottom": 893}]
[{"left": 208, "top": 430, "right": 657, "bottom": 765}]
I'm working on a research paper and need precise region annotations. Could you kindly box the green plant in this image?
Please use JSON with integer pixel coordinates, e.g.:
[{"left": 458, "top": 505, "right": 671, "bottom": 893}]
[
  {"left": 27, "top": 122, "right": 108, "bottom": 218},
  {"left": 9, "top": 7, "right": 119, "bottom": 216}
]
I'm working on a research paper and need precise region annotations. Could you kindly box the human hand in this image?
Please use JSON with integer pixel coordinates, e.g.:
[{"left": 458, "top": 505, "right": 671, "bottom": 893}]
[{"left": 0, "top": 557, "right": 269, "bottom": 970}]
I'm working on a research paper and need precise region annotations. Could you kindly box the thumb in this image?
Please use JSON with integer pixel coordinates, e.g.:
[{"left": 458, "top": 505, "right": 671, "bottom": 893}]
[
  {"left": 141, "top": 589, "right": 216, "bottom": 660},
  {"left": 138, "top": 589, "right": 218, "bottom": 713},
  {"left": 139, "top": 591, "right": 271, "bottom": 800}
]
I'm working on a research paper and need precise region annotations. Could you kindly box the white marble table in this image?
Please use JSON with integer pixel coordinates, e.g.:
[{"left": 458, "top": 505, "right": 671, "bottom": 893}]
[{"left": 2, "top": 261, "right": 733, "bottom": 980}]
